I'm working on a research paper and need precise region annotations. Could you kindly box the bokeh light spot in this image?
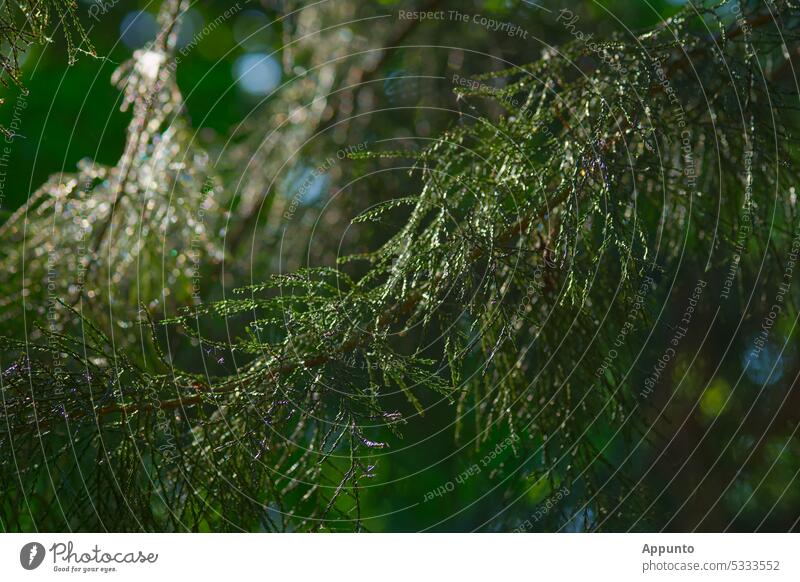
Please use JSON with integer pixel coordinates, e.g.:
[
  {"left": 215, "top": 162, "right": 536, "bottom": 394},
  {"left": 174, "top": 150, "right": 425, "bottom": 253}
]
[{"left": 233, "top": 52, "right": 282, "bottom": 96}]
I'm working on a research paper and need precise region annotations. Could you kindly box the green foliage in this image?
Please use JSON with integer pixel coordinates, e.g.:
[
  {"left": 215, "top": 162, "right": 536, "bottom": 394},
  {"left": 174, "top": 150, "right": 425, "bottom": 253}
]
[
  {"left": 1, "top": 0, "right": 799, "bottom": 531},
  {"left": 0, "top": 0, "right": 93, "bottom": 135}
]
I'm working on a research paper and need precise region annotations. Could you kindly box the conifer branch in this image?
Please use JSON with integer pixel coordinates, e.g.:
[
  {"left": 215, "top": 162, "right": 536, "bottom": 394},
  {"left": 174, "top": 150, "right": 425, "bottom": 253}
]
[{"left": 3, "top": 0, "right": 799, "bottom": 532}]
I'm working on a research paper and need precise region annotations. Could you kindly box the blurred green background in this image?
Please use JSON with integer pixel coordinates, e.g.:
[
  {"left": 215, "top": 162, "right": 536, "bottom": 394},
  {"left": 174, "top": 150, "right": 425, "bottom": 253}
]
[
  {"left": 0, "top": 0, "right": 686, "bottom": 213},
  {"left": 5, "top": 0, "right": 799, "bottom": 533}
]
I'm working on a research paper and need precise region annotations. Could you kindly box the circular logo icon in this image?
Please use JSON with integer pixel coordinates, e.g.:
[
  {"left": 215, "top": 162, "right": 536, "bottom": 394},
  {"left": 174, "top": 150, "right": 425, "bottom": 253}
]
[{"left": 20, "top": 542, "right": 46, "bottom": 570}]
